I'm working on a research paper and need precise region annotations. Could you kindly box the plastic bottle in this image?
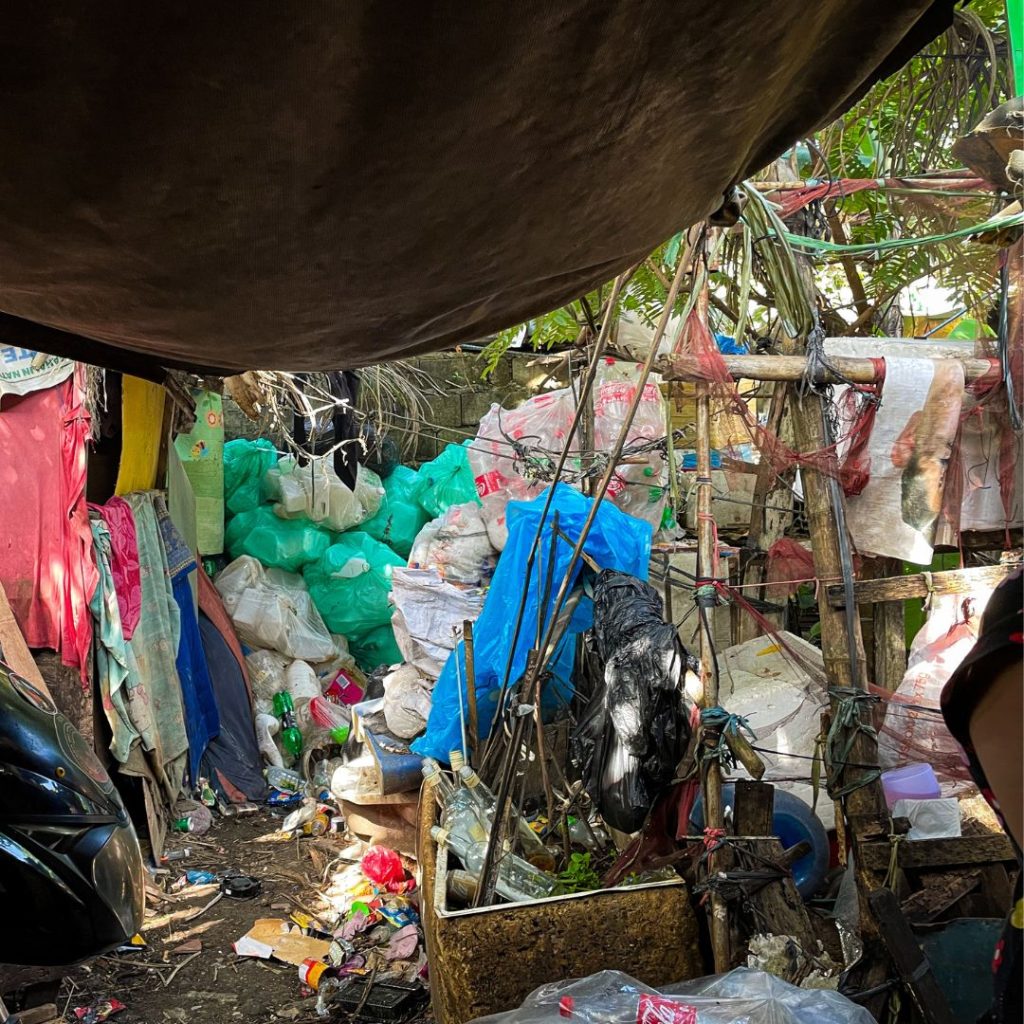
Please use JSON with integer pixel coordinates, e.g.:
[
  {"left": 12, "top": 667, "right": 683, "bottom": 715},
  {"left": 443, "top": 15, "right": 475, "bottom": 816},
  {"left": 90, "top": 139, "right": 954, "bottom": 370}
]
[
  {"left": 266, "top": 766, "right": 306, "bottom": 794},
  {"left": 198, "top": 777, "right": 217, "bottom": 808},
  {"left": 458, "top": 765, "right": 556, "bottom": 871},
  {"left": 273, "top": 691, "right": 304, "bottom": 760},
  {"left": 431, "top": 825, "right": 555, "bottom": 903}
]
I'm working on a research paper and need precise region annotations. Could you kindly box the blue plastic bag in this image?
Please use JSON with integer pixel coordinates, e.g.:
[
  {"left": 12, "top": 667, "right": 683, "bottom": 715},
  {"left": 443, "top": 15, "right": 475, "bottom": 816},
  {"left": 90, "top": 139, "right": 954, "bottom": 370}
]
[{"left": 412, "top": 484, "right": 652, "bottom": 763}]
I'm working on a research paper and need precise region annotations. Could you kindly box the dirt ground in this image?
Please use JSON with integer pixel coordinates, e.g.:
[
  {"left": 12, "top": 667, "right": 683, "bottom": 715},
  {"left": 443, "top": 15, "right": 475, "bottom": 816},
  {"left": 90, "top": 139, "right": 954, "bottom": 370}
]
[{"left": 13, "top": 813, "right": 431, "bottom": 1024}]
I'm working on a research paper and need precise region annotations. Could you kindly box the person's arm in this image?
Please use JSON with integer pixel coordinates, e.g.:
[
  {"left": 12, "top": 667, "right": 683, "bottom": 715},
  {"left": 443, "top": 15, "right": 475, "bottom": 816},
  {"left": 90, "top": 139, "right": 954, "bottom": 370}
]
[{"left": 968, "top": 659, "right": 1023, "bottom": 849}]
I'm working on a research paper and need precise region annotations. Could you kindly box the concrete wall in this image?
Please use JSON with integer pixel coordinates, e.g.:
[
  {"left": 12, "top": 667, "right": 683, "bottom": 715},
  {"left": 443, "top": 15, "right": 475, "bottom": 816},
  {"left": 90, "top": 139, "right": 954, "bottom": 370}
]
[{"left": 222, "top": 350, "right": 574, "bottom": 464}]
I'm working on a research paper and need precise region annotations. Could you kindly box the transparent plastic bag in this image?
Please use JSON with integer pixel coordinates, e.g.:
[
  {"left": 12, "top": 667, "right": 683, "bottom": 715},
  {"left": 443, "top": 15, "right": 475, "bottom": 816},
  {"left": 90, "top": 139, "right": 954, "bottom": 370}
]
[
  {"left": 408, "top": 502, "right": 497, "bottom": 586},
  {"left": 303, "top": 532, "right": 406, "bottom": 639},
  {"left": 469, "top": 967, "right": 873, "bottom": 1024},
  {"left": 594, "top": 361, "right": 668, "bottom": 531},
  {"left": 353, "top": 463, "right": 386, "bottom": 521},
  {"left": 215, "top": 555, "right": 334, "bottom": 661},
  {"left": 225, "top": 506, "right": 332, "bottom": 572},
  {"left": 382, "top": 664, "right": 433, "bottom": 739},
  {"left": 223, "top": 438, "right": 277, "bottom": 516},
  {"left": 468, "top": 388, "right": 579, "bottom": 552},
  {"left": 414, "top": 443, "right": 480, "bottom": 519},
  {"left": 266, "top": 456, "right": 366, "bottom": 531},
  {"left": 245, "top": 649, "right": 291, "bottom": 704}
]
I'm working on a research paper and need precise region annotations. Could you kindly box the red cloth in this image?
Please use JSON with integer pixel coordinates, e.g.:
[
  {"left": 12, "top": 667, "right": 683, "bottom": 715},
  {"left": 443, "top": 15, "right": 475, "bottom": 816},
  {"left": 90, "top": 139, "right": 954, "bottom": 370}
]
[
  {"left": 0, "top": 370, "right": 97, "bottom": 681},
  {"left": 93, "top": 496, "right": 142, "bottom": 641}
]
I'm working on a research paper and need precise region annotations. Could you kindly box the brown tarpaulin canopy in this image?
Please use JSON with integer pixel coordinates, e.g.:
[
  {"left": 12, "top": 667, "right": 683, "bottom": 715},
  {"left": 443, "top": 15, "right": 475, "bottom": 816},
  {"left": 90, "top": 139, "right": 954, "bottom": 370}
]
[{"left": 0, "top": 2, "right": 954, "bottom": 376}]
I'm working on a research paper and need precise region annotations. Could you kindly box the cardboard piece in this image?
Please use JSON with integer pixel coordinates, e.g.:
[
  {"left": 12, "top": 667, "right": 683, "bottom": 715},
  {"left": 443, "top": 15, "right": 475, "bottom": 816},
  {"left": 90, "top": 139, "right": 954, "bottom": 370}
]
[{"left": 233, "top": 919, "right": 330, "bottom": 967}]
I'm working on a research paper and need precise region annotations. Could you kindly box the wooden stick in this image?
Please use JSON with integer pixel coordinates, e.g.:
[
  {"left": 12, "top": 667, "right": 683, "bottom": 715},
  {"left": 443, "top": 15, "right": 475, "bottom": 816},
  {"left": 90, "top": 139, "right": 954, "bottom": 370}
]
[
  {"left": 696, "top": 384, "right": 730, "bottom": 973},
  {"left": 658, "top": 351, "right": 993, "bottom": 385},
  {"left": 462, "top": 620, "right": 479, "bottom": 767},
  {"left": 826, "top": 561, "right": 1022, "bottom": 607},
  {"left": 868, "top": 888, "right": 957, "bottom": 1024}
]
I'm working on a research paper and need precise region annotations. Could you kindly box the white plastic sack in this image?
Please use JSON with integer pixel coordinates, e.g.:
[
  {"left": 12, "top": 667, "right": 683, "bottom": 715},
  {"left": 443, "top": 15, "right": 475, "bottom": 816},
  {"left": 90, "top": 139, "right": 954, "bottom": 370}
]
[
  {"left": 892, "top": 798, "right": 962, "bottom": 840},
  {"left": 382, "top": 664, "right": 434, "bottom": 739},
  {"left": 216, "top": 555, "right": 335, "bottom": 662},
  {"left": 408, "top": 502, "right": 497, "bottom": 585},
  {"left": 390, "top": 567, "right": 486, "bottom": 678},
  {"left": 704, "top": 632, "right": 833, "bottom": 830}
]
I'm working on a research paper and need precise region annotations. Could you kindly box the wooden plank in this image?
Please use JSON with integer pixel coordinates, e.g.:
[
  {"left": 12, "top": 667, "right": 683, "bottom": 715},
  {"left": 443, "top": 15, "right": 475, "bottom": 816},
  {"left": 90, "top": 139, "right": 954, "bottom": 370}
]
[
  {"left": 827, "top": 562, "right": 1021, "bottom": 607},
  {"left": 872, "top": 558, "right": 907, "bottom": 690},
  {"left": 901, "top": 871, "right": 980, "bottom": 924},
  {"left": 659, "top": 352, "right": 993, "bottom": 386},
  {"left": 0, "top": 584, "right": 53, "bottom": 700},
  {"left": 869, "top": 887, "right": 957, "bottom": 1024},
  {"left": 860, "top": 834, "right": 1017, "bottom": 872}
]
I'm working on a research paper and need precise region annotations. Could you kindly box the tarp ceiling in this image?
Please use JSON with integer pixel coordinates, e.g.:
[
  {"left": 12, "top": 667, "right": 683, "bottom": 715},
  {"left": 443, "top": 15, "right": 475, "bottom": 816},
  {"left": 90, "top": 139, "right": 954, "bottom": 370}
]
[{"left": 0, "top": 3, "right": 956, "bottom": 377}]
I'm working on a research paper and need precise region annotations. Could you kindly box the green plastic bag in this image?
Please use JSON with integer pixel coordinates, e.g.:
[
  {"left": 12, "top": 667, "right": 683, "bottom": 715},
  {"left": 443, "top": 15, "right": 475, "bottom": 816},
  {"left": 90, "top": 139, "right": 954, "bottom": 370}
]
[
  {"left": 223, "top": 438, "right": 277, "bottom": 516},
  {"left": 363, "top": 465, "right": 429, "bottom": 558},
  {"left": 350, "top": 624, "right": 403, "bottom": 672},
  {"left": 225, "top": 506, "right": 331, "bottom": 572},
  {"left": 304, "top": 532, "right": 406, "bottom": 639},
  {"left": 414, "top": 443, "right": 480, "bottom": 519}
]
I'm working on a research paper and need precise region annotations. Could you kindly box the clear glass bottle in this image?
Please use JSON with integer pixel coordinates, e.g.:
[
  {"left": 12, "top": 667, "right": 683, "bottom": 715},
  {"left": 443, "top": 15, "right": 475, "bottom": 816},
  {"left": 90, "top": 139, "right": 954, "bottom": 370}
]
[
  {"left": 431, "top": 825, "right": 555, "bottom": 903},
  {"left": 422, "top": 762, "right": 489, "bottom": 846},
  {"left": 458, "top": 766, "right": 556, "bottom": 871}
]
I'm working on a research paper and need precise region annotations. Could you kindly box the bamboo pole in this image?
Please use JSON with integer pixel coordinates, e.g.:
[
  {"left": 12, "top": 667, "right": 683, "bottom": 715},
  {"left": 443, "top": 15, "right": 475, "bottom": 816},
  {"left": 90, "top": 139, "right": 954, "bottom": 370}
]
[
  {"left": 659, "top": 351, "right": 993, "bottom": 385},
  {"left": 696, "top": 383, "right": 730, "bottom": 972}
]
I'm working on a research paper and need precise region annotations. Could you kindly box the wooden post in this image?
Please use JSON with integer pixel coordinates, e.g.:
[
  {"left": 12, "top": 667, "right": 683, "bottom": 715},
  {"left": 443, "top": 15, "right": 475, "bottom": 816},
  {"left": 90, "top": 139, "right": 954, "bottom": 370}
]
[
  {"left": 788, "top": 389, "right": 886, "bottom": 822},
  {"left": 872, "top": 558, "right": 907, "bottom": 691},
  {"left": 738, "top": 380, "right": 794, "bottom": 642},
  {"left": 696, "top": 384, "right": 730, "bottom": 972},
  {"left": 463, "top": 620, "right": 479, "bottom": 766}
]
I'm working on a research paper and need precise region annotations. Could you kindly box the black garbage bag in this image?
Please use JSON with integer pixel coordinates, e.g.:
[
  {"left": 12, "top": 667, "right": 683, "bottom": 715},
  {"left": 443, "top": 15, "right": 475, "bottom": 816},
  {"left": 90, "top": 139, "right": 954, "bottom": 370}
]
[{"left": 571, "top": 570, "right": 692, "bottom": 834}]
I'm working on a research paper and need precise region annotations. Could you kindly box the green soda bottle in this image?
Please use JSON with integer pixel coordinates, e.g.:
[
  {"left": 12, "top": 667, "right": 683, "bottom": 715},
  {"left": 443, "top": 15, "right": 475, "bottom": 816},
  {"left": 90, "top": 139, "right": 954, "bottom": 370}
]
[{"left": 272, "top": 691, "right": 304, "bottom": 760}]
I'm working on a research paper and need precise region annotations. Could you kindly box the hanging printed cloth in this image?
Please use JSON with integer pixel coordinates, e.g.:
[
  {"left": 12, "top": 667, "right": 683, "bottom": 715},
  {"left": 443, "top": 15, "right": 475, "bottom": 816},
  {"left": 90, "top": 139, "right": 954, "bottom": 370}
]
[
  {"left": 154, "top": 494, "right": 220, "bottom": 785},
  {"left": 0, "top": 365, "right": 97, "bottom": 681},
  {"left": 123, "top": 491, "right": 189, "bottom": 803}
]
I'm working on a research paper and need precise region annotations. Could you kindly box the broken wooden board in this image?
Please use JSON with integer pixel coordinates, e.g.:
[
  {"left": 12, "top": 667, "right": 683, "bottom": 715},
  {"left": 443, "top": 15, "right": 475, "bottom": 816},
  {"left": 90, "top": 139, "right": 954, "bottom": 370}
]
[
  {"left": 901, "top": 871, "right": 981, "bottom": 924},
  {"left": 860, "top": 834, "right": 1016, "bottom": 872}
]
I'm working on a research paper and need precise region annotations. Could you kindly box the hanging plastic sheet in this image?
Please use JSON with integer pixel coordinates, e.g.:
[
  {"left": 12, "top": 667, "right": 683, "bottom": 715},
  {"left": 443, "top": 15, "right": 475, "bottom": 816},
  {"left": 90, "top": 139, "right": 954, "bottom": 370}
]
[
  {"left": 114, "top": 376, "right": 166, "bottom": 495},
  {"left": 412, "top": 484, "right": 652, "bottom": 763},
  {"left": 843, "top": 356, "right": 964, "bottom": 563}
]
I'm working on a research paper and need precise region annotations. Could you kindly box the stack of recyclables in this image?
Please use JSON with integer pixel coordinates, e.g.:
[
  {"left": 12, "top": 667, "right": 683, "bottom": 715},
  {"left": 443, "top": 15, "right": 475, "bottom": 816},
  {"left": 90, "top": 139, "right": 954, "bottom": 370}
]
[
  {"left": 468, "top": 968, "right": 874, "bottom": 1024},
  {"left": 264, "top": 456, "right": 384, "bottom": 532},
  {"left": 408, "top": 502, "right": 498, "bottom": 586}
]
